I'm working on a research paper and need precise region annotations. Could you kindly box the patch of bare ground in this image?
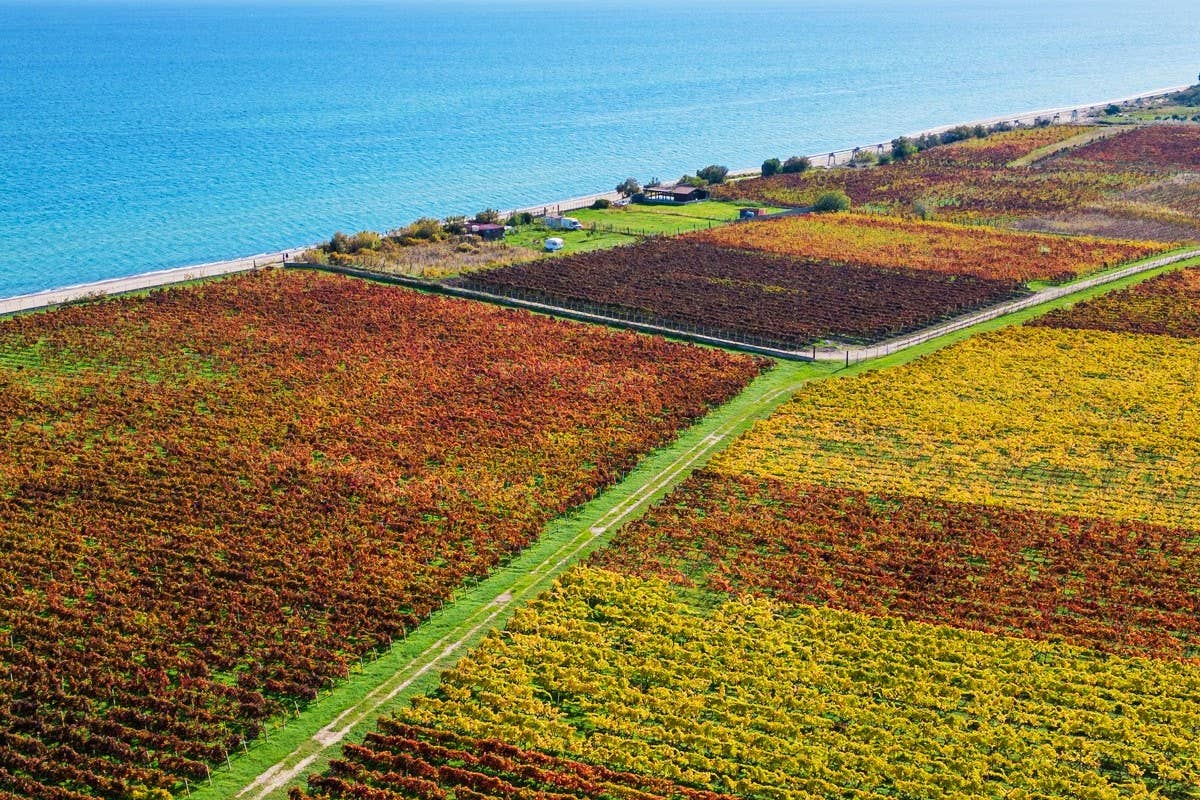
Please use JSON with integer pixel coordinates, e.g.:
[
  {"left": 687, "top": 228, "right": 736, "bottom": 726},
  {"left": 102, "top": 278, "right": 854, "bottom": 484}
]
[
  {"left": 1012, "top": 212, "right": 1200, "bottom": 242},
  {"left": 304, "top": 237, "right": 542, "bottom": 279},
  {"left": 1114, "top": 172, "right": 1200, "bottom": 218}
]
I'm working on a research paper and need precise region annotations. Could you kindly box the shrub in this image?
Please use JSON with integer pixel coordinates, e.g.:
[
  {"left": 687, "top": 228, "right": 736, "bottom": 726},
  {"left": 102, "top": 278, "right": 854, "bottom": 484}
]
[
  {"left": 811, "top": 191, "right": 852, "bottom": 213},
  {"left": 328, "top": 231, "right": 351, "bottom": 254},
  {"left": 506, "top": 211, "right": 533, "bottom": 226},
  {"left": 441, "top": 216, "right": 469, "bottom": 236},
  {"left": 615, "top": 177, "right": 642, "bottom": 196},
  {"left": 680, "top": 174, "right": 708, "bottom": 188},
  {"left": 781, "top": 156, "right": 811, "bottom": 174},
  {"left": 591, "top": 198, "right": 612, "bottom": 210},
  {"left": 403, "top": 218, "right": 447, "bottom": 241},
  {"left": 850, "top": 149, "right": 878, "bottom": 166},
  {"left": 697, "top": 164, "right": 730, "bottom": 184},
  {"left": 1104, "top": 104, "right": 1122, "bottom": 115},
  {"left": 761, "top": 158, "right": 782, "bottom": 177},
  {"left": 891, "top": 137, "right": 919, "bottom": 161}
]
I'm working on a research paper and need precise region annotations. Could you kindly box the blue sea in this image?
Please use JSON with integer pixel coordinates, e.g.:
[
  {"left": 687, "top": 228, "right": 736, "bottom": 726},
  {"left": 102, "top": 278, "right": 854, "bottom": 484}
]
[{"left": 1, "top": 0, "right": 1198, "bottom": 298}]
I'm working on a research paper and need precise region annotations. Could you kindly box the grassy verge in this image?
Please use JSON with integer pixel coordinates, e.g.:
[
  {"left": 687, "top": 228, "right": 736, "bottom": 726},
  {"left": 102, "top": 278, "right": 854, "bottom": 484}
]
[{"left": 1006, "top": 125, "right": 1128, "bottom": 167}]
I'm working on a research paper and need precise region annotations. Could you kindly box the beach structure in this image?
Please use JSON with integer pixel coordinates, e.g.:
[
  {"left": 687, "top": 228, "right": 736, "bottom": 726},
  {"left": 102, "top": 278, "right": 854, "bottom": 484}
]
[
  {"left": 468, "top": 222, "right": 506, "bottom": 241},
  {"left": 640, "top": 184, "right": 711, "bottom": 204}
]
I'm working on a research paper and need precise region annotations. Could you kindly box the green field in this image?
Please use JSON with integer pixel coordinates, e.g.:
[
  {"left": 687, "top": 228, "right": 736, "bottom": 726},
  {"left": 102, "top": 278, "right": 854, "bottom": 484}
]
[
  {"left": 570, "top": 199, "right": 785, "bottom": 234},
  {"left": 504, "top": 200, "right": 785, "bottom": 255}
]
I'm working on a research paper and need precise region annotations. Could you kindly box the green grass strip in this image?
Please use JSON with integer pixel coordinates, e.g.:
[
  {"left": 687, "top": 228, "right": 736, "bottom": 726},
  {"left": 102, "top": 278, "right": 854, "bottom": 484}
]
[{"left": 186, "top": 358, "right": 829, "bottom": 800}]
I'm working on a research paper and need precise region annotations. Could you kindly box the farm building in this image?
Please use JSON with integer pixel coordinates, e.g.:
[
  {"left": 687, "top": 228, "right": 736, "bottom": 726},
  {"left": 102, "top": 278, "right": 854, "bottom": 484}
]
[
  {"left": 468, "top": 222, "right": 506, "bottom": 241},
  {"left": 640, "top": 184, "right": 711, "bottom": 204}
]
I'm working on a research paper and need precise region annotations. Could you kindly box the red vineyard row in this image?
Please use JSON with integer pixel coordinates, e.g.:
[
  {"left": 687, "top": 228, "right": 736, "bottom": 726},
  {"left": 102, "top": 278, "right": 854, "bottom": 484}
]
[{"left": 0, "top": 270, "right": 763, "bottom": 799}]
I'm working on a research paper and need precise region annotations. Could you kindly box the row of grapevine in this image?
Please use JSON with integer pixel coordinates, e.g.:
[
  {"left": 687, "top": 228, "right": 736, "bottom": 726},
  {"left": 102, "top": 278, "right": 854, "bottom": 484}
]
[
  {"left": 713, "top": 326, "right": 1200, "bottom": 528},
  {"left": 458, "top": 239, "right": 1027, "bottom": 348},
  {"left": 298, "top": 568, "right": 1200, "bottom": 800},
  {"left": 1033, "top": 265, "right": 1200, "bottom": 338},
  {"left": 595, "top": 470, "right": 1200, "bottom": 659},
  {"left": 0, "top": 270, "right": 764, "bottom": 799},
  {"left": 692, "top": 213, "right": 1165, "bottom": 283}
]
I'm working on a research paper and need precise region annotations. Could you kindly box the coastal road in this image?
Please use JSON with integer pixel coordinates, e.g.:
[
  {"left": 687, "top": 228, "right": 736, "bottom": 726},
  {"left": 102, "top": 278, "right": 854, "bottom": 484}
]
[{"left": 0, "top": 248, "right": 305, "bottom": 317}]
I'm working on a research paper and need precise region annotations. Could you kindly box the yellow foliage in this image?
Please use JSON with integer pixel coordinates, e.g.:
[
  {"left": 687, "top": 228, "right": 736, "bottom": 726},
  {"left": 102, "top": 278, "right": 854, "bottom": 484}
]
[{"left": 711, "top": 326, "right": 1200, "bottom": 527}]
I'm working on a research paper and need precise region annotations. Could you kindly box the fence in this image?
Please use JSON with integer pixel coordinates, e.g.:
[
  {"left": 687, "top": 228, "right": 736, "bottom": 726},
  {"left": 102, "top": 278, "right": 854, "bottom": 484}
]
[
  {"left": 451, "top": 276, "right": 810, "bottom": 357},
  {"left": 831, "top": 248, "right": 1200, "bottom": 364},
  {"left": 295, "top": 245, "right": 1200, "bottom": 367}
]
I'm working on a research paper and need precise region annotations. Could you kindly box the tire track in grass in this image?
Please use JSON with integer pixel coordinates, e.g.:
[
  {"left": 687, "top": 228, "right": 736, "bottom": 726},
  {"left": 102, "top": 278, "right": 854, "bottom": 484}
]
[{"left": 198, "top": 361, "right": 820, "bottom": 800}]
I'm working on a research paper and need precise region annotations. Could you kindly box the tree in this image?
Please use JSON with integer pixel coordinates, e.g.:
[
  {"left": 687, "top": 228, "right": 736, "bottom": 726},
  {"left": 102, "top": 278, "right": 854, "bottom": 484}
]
[
  {"left": 442, "top": 215, "right": 469, "bottom": 235},
  {"left": 850, "top": 149, "right": 877, "bottom": 166},
  {"left": 350, "top": 231, "right": 381, "bottom": 251},
  {"left": 891, "top": 137, "right": 919, "bottom": 161},
  {"left": 812, "top": 190, "right": 851, "bottom": 213},
  {"left": 474, "top": 208, "right": 502, "bottom": 224},
  {"left": 696, "top": 164, "right": 729, "bottom": 184},
  {"left": 615, "top": 177, "right": 641, "bottom": 196},
  {"left": 679, "top": 174, "right": 708, "bottom": 188},
  {"left": 406, "top": 218, "right": 445, "bottom": 239},
  {"left": 506, "top": 211, "right": 533, "bottom": 226},
  {"left": 781, "top": 156, "right": 811, "bottom": 174},
  {"left": 761, "top": 158, "right": 782, "bottom": 177},
  {"left": 328, "top": 231, "right": 351, "bottom": 254}
]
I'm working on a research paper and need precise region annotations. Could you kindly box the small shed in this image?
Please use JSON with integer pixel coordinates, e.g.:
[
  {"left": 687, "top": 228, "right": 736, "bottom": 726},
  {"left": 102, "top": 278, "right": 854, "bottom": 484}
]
[
  {"left": 468, "top": 222, "right": 505, "bottom": 241},
  {"left": 640, "top": 185, "right": 711, "bottom": 204}
]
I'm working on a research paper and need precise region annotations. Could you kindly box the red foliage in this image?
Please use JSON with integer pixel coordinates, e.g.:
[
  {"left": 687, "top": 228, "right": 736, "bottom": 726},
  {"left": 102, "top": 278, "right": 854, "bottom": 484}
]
[
  {"left": 1032, "top": 266, "right": 1200, "bottom": 338},
  {"left": 291, "top": 721, "right": 736, "bottom": 800},
  {"left": 458, "top": 238, "right": 1025, "bottom": 347},
  {"left": 1054, "top": 124, "right": 1200, "bottom": 172},
  {"left": 593, "top": 470, "right": 1200, "bottom": 660},
  {"left": 0, "top": 270, "right": 762, "bottom": 799}
]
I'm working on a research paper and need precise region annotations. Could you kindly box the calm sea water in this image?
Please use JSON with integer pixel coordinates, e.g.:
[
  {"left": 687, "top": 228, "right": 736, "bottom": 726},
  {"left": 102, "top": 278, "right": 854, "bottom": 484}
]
[{"left": 1, "top": 0, "right": 1197, "bottom": 297}]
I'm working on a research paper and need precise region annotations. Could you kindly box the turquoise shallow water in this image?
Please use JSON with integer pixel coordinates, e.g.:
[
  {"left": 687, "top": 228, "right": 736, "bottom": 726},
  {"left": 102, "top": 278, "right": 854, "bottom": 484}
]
[{"left": 1, "top": 0, "right": 1197, "bottom": 297}]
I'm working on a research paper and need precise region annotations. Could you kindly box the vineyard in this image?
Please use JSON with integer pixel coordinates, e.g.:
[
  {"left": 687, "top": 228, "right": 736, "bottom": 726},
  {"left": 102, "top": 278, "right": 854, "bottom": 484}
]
[
  {"left": 297, "top": 567, "right": 1200, "bottom": 800},
  {"left": 910, "top": 125, "right": 1092, "bottom": 168},
  {"left": 595, "top": 470, "right": 1200, "bottom": 659},
  {"left": 1032, "top": 265, "right": 1200, "bottom": 337},
  {"left": 0, "top": 270, "right": 763, "bottom": 800},
  {"left": 715, "top": 125, "right": 1200, "bottom": 240},
  {"left": 691, "top": 212, "right": 1165, "bottom": 282},
  {"left": 455, "top": 239, "right": 1026, "bottom": 347},
  {"left": 296, "top": 279, "right": 1200, "bottom": 800},
  {"left": 714, "top": 326, "right": 1200, "bottom": 527},
  {"left": 1052, "top": 125, "right": 1200, "bottom": 172}
]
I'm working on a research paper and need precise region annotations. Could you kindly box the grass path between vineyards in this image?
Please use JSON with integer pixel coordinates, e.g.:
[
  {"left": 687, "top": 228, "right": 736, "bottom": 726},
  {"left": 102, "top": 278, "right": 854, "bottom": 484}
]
[
  {"left": 192, "top": 253, "right": 1200, "bottom": 800},
  {"left": 188, "top": 358, "right": 831, "bottom": 800}
]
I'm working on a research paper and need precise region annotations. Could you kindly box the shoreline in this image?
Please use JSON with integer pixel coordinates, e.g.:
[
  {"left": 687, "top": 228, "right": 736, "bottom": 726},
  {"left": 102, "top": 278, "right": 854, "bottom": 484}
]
[{"left": 3, "top": 83, "right": 1190, "bottom": 315}]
